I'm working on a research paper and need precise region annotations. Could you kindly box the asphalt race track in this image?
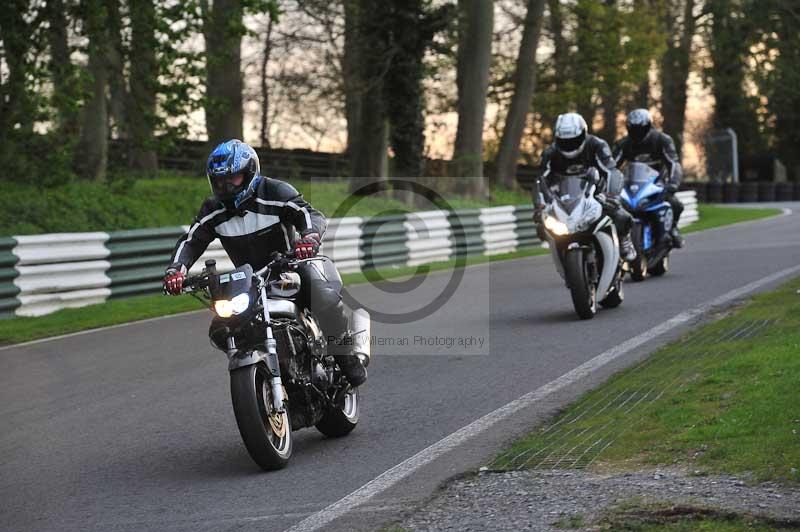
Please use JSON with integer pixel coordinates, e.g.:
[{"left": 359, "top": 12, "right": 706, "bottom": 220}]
[{"left": 2, "top": 204, "right": 798, "bottom": 532}]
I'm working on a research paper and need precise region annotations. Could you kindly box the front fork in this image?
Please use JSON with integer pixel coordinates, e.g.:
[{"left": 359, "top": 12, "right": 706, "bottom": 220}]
[
  {"left": 225, "top": 287, "right": 286, "bottom": 414},
  {"left": 261, "top": 287, "right": 286, "bottom": 413}
]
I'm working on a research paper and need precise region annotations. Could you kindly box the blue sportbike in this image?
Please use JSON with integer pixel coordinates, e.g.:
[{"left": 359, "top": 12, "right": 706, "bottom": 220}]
[{"left": 620, "top": 162, "right": 674, "bottom": 281}]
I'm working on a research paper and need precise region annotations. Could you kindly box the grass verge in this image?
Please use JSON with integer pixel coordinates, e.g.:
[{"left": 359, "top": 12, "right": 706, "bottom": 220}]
[
  {"left": 492, "top": 276, "right": 800, "bottom": 484},
  {"left": 682, "top": 204, "right": 782, "bottom": 234},
  {"left": 0, "top": 247, "right": 547, "bottom": 345}
]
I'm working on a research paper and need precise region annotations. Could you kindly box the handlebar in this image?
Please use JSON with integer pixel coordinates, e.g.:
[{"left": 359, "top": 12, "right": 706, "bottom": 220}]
[{"left": 175, "top": 252, "right": 328, "bottom": 295}]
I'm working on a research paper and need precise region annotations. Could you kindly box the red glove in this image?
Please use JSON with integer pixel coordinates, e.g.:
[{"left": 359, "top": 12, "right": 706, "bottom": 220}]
[
  {"left": 294, "top": 232, "right": 321, "bottom": 259},
  {"left": 163, "top": 268, "right": 185, "bottom": 295}
]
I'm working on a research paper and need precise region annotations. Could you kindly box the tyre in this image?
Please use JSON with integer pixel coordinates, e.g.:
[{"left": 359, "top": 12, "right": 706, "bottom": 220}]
[
  {"left": 316, "top": 387, "right": 359, "bottom": 437},
  {"left": 565, "top": 248, "right": 597, "bottom": 320},
  {"left": 230, "top": 363, "right": 292, "bottom": 470},
  {"left": 629, "top": 224, "right": 647, "bottom": 282},
  {"left": 600, "top": 276, "right": 624, "bottom": 308},
  {"left": 650, "top": 254, "right": 669, "bottom": 276}
]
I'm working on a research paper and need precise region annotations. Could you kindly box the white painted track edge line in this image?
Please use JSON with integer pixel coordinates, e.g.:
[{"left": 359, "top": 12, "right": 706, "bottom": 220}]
[
  {"left": 285, "top": 263, "right": 800, "bottom": 532},
  {"left": 0, "top": 309, "right": 207, "bottom": 351}
]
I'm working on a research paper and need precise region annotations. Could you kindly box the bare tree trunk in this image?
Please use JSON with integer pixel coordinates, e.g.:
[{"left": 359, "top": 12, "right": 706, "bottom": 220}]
[
  {"left": 128, "top": 0, "right": 158, "bottom": 174},
  {"left": 494, "top": 0, "right": 546, "bottom": 189},
  {"left": 660, "top": 0, "right": 695, "bottom": 157},
  {"left": 204, "top": 0, "right": 244, "bottom": 144},
  {"left": 451, "top": 0, "right": 493, "bottom": 196},
  {"left": 74, "top": 0, "right": 109, "bottom": 181},
  {"left": 259, "top": 16, "right": 273, "bottom": 149}
]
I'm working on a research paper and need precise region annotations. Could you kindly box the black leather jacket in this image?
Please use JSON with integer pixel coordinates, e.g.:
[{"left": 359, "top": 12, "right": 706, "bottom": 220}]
[
  {"left": 613, "top": 129, "right": 682, "bottom": 189},
  {"left": 535, "top": 135, "right": 622, "bottom": 208},
  {"left": 168, "top": 177, "right": 327, "bottom": 272}
]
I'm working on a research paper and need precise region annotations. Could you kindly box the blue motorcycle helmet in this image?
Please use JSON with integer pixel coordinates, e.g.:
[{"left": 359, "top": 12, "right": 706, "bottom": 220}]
[{"left": 206, "top": 139, "right": 261, "bottom": 208}]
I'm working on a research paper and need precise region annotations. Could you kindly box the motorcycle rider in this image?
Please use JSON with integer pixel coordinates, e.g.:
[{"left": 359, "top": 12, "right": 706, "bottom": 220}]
[
  {"left": 534, "top": 112, "right": 637, "bottom": 262},
  {"left": 613, "top": 108, "right": 685, "bottom": 248},
  {"left": 163, "top": 139, "right": 367, "bottom": 386}
]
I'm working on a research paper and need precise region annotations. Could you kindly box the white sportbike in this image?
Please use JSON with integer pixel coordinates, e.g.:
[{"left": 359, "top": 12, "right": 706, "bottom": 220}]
[{"left": 539, "top": 168, "right": 625, "bottom": 319}]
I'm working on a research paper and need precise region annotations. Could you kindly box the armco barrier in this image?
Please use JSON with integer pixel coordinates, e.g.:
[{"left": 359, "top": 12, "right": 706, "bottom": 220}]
[{"left": 2, "top": 193, "right": 697, "bottom": 318}]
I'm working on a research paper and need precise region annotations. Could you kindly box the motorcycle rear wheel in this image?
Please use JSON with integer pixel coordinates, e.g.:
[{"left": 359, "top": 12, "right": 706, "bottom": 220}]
[
  {"left": 230, "top": 363, "right": 292, "bottom": 470},
  {"left": 650, "top": 254, "right": 669, "bottom": 276},
  {"left": 565, "top": 248, "right": 597, "bottom": 320},
  {"left": 316, "top": 387, "right": 359, "bottom": 437}
]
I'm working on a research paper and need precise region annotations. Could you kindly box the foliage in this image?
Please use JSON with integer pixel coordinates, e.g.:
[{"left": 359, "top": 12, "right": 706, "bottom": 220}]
[
  {"left": 0, "top": 174, "right": 533, "bottom": 236},
  {"left": 522, "top": 0, "right": 665, "bottom": 161}
]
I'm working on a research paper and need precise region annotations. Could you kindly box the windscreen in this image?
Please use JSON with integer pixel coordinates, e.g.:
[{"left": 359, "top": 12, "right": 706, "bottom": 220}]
[
  {"left": 624, "top": 162, "right": 659, "bottom": 186},
  {"left": 555, "top": 175, "right": 590, "bottom": 214}
]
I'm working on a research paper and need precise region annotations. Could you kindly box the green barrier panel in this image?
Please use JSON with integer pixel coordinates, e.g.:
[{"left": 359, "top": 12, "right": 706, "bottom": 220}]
[
  {"left": 361, "top": 214, "right": 409, "bottom": 270},
  {"left": 106, "top": 227, "right": 185, "bottom": 298},
  {"left": 448, "top": 210, "right": 484, "bottom": 257},
  {"left": 513, "top": 205, "right": 540, "bottom": 248},
  {"left": 0, "top": 237, "right": 19, "bottom": 316}
]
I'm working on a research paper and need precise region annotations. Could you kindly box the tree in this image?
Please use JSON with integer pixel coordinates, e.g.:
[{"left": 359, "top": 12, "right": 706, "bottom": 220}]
[
  {"left": 44, "top": 0, "right": 80, "bottom": 137},
  {"left": 348, "top": 0, "right": 390, "bottom": 190},
  {"left": 128, "top": 0, "right": 159, "bottom": 173},
  {"left": 598, "top": 0, "right": 623, "bottom": 142},
  {"left": 0, "top": 0, "right": 40, "bottom": 178},
  {"left": 493, "top": 0, "right": 546, "bottom": 189},
  {"left": 451, "top": 0, "right": 494, "bottom": 196},
  {"left": 659, "top": 0, "right": 697, "bottom": 156},
  {"left": 707, "top": 0, "right": 764, "bottom": 160},
  {"left": 203, "top": 0, "right": 245, "bottom": 143},
  {"left": 74, "top": 0, "right": 110, "bottom": 181},
  {"left": 383, "top": 0, "right": 453, "bottom": 181},
  {"left": 749, "top": 0, "right": 800, "bottom": 180}
]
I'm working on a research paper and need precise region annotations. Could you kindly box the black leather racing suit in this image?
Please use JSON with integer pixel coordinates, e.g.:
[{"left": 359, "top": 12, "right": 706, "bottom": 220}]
[
  {"left": 613, "top": 129, "right": 684, "bottom": 226},
  {"left": 534, "top": 135, "right": 633, "bottom": 240},
  {"left": 167, "top": 176, "right": 352, "bottom": 355}
]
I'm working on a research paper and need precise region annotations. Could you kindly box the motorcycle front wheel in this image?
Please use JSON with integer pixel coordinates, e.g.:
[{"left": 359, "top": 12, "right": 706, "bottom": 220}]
[
  {"left": 230, "top": 363, "right": 292, "bottom": 470},
  {"left": 565, "top": 248, "right": 597, "bottom": 320}
]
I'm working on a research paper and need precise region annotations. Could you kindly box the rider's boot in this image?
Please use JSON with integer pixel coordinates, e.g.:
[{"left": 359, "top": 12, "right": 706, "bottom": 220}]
[
  {"left": 330, "top": 334, "right": 367, "bottom": 387},
  {"left": 620, "top": 234, "right": 637, "bottom": 262},
  {"left": 670, "top": 227, "right": 685, "bottom": 248}
]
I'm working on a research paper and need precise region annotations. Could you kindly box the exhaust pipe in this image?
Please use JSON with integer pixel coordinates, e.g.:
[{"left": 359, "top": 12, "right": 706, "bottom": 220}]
[{"left": 351, "top": 308, "right": 371, "bottom": 366}]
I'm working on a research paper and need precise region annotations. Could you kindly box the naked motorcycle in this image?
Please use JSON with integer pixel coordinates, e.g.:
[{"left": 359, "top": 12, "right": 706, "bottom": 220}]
[{"left": 177, "top": 252, "right": 371, "bottom": 470}]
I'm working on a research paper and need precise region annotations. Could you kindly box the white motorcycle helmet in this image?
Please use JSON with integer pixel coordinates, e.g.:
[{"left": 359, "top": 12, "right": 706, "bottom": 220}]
[{"left": 554, "top": 113, "right": 588, "bottom": 159}]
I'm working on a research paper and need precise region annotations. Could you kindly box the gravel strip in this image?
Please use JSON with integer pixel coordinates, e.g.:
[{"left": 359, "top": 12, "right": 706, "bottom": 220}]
[{"left": 398, "top": 467, "right": 800, "bottom": 531}]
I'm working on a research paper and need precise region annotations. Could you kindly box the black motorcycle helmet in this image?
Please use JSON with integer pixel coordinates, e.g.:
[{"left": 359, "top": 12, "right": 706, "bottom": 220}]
[{"left": 626, "top": 108, "right": 653, "bottom": 145}]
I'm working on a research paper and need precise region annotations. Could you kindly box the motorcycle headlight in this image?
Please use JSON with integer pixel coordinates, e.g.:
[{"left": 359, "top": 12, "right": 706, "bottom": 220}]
[
  {"left": 214, "top": 293, "right": 251, "bottom": 318},
  {"left": 544, "top": 215, "right": 570, "bottom": 236}
]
